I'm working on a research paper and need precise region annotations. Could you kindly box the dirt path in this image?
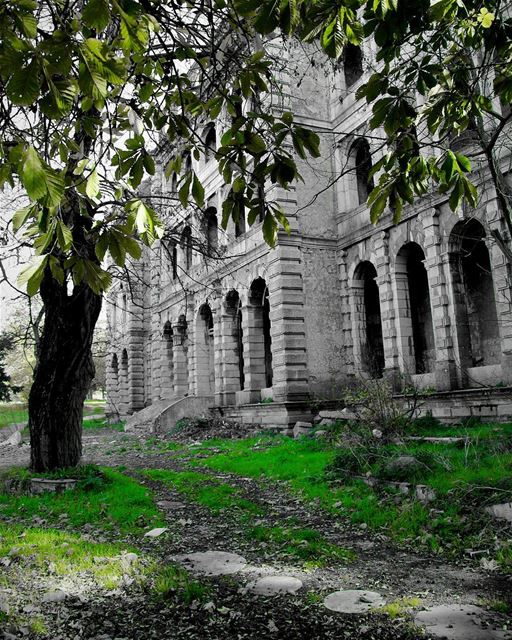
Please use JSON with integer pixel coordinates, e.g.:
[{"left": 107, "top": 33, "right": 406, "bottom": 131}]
[{"left": 1, "top": 430, "right": 511, "bottom": 640}]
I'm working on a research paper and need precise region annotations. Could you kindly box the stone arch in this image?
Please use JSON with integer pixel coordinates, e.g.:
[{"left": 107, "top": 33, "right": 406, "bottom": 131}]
[
  {"left": 344, "top": 43, "right": 363, "bottom": 88},
  {"left": 351, "top": 261, "right": 384, "bottom": 378},
  {"left": 395, "top": 242, "right": 435, "bottom": 374},
  {"left": 195, "top": 303, "right": 216, "bottom": 395},
  {"left": 161, "top": 321, "right": 174, "bottom": 398},
  {"left": 225, "top": 289, "right": 245, "bottom": 391},
  {"left": 449, "top": 218, "right": 500, "bottom": 368},
  {"left": 247, "top": 277, "right": 273, "bottom": 389}
]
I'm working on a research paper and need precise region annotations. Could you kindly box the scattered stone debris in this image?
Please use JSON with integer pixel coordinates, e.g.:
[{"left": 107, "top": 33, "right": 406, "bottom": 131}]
[
  {"left": 484, "top": 503, "right": 512, "bottom": 524},
  {"left": 143, "top": 527, "right": 168, "bottom": 538}
]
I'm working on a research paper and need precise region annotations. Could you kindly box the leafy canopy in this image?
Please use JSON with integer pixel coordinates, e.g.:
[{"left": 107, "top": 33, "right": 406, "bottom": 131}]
[{"left": 1, "top": 0, "right": 511, "bottom": 297}]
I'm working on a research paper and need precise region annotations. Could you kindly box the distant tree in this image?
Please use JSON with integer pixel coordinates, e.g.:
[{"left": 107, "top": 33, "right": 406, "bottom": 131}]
[{"left": 0, "top": 333, "right": 21, "bottom": 401}]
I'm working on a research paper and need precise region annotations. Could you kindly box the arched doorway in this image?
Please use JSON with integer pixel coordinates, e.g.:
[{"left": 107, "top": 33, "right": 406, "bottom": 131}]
[
  {"left": 225, "top": 290, "right": 245, "bottom": 391},
  {"left": 449, "top": 219, "right": 500, "bottom": 368},
  {"left": 248, "top": 278, "right": 273, "bottom": 389},
  {"left": 395, "top": 243, "right": 435, "bottom": 374},
  {"left": 196, "top": 304, "right": 215, "bottom": 395},
  {"left": 352, "top": 262, "right": 384, "bottom": 378}
]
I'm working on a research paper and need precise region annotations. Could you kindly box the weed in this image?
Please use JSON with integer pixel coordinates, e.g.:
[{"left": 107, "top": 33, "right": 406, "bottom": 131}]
[
  {"left": 153, "top": 564, "right": 209, "bottom": 603},
  {"left": 479, "top": 599, "right": 510, "bottom": 614},
  {"left": 29, "top": 617, "right": 48, "bottom": 635},
  {"left": 375, "top": 597, "right": 421, "bottom": 618}
]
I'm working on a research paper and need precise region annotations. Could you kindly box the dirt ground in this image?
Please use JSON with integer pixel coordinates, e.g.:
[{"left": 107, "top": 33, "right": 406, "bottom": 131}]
[{"left": 1, "top": 429, "right": 511, "bottom": 640}]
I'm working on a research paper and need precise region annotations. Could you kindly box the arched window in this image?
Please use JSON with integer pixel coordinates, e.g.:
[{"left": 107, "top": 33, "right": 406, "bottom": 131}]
[
  {"left": 161, "top": 321, "right": 174, "bottom": 398},
  {"left": 225, "top": 290, "right": 245, "bottom": 391},
  {"left": 249, "top": 278, "right": 273, "bottom": 388},
  {"left": 344, "top": 44, "right": 363, "bottom": 88},
  {"left": 352, "top": 262, "right": 384, "bottom": 378},
  {"left": 395, "top": 243, "right": 435, "bottom": 374},
  {"left": 352, "top": 138, "right": 374, "bottom": 205},
  {"left": 181, "top": 226, "right": 193, "bottom": 271},
  {"left": 449, "top": 219, "right": 500, "bottom": 368},
  {"left": 204, "top": 207, "right": 218, "bottom": 254},
  {"left": 195, "top": 304, "right": 215, "bottom": 395},
  {"left": 204, "top": 123, "right": 216, "bottom": 162}
]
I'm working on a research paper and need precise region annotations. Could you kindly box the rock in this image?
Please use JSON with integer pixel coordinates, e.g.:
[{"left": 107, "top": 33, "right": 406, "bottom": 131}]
[
  {"left": 318, "top": 409, "right": 357, "bottom": 422},
  {"left": 42, "top": 590, "right": 68, "bottom": 603},
  {"left": 384, "top": 455, "right": 422, "bottom": 476},
  {"left": 324, "top": 590, "right": 385, "bottom": 614},
  {"left": 120, "top": 552, "right": 139, "bottom": 569},
  {"left": 485, "top": 503, "right": 512, "bottom": 524},
  {"left": 157, "top": 500, "right": 185, "bottom": 510},
  {"left": 293, "top": 422, "right": 312, "bottom": 438},
  {"left": 416, "top": 484, "right": 436, "bottom": 503},
  {"left": 372, "top": 429, "right": 383, "bottom": 439},
  {"left": 144, "top": 527, "right": 168, "bottom": 538},
  {"left": 246, "top": 576, "right": 303, "bottom": 596},
  {"left": 415, "top": 604, "right": 510, "bottom": 639},
  {"left": 314, "top": 430, "right": 327, "bottom": 439},
  {"left": 173, "top": 551, "right": 247, "bottom": 576},
  {"left": 30, "top": 478, "right": 77, "bottom": 494}
]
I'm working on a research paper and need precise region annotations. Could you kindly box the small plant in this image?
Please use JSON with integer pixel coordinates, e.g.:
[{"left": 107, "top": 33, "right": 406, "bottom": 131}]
[
  {"left": 459, "top": 415, "right": 482, "bottom": 430},
  {"left": 375, "top": 597, "right": 421, "bottom": 618},
  {"left": 259, "top": 397, "right": 274, "bottom": 404},
  {"left": 153, "top": 565, "right": 209, "bottom": 604}
]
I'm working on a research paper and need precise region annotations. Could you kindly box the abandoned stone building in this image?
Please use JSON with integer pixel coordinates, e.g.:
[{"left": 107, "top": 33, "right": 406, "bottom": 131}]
[{"left": 105, "top": 39, "right": 512, "bottom": 431}]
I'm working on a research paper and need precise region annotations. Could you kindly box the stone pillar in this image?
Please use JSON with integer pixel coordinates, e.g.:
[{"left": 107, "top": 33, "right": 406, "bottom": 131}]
[
  {"left": 267, "top": 241, "right": 309, "bottom": 402},
  {"left": 349, "top": 279, "right": 366, "bottom": 374},
  {"left": 218, "top": 293, "right": 244, "bottom": 406},
  {"left": 422, "top": 209, "right": 458, "bottom": 390},
  {"left": 485, "top": 200, "right": 512, "bottom": 384},
  {"left": 241, "top": 298, "right": 267, "bottom": 402},
  {"left": 374, "top": 232, "right": 400, "bottom": 386},
  {"left": 173, "top": 318, "right": 189, "bottom": 397},
  {"left": 150, "top": 246, "right": 162, "bottom": 403},
  {"left": 105, "top": 354, "right": 120, "bottom": 421},
  {"left": 128, "top": 331, "right": 145, "bottom": 411},
  {"left": 337, "top": 250, "right": 355, "bottom": 377}
]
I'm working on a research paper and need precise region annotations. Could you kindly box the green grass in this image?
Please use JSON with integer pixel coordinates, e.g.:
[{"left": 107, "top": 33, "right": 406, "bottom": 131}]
[
  {"left": 0, "top": 523, "right": 142, "bottom": 589},
  {"left": 409, "top": 419, "right": 512, "bottom": 440},
  {"left": 82, "top": 417, "right": 124, "bottom": 431},
  {"left": 0, "top": 403, "right": 28, "bottom": 429},
  {"left": 143, "top": 469, "right": 264, "bottom": 515},
  {"left": 152, "top": 564, "right": 210, "bottom": 603},
  {"left": 189, "top": 433, "right": 512, "bottom": 571},
  {"left": 246, "top": 524, "right": 355, "bottom": 564},
  {"left": 0, "top": 467, "right": 164, "bottom": 534}
]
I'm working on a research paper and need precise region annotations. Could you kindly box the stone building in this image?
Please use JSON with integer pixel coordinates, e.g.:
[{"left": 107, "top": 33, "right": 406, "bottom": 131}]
[{"left": 106, "top": 39, "right": 512, "bottom": 430}]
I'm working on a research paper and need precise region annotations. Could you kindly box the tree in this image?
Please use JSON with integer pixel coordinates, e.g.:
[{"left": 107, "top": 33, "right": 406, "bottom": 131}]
[
  {"left": 1, "top": 0, "right": 510, "bottom": 470},
  {"left": 0, "top": 332, "right": 21, "bottom": 401}
]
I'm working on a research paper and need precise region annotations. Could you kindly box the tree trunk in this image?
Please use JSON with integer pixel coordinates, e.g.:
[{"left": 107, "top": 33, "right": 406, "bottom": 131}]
[{"left": 29, "top": 271, "right": 102, "bottom": 472}]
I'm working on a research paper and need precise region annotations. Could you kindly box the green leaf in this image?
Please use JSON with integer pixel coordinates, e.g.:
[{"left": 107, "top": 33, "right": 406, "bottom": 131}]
[
  {"left": 192, "top": 174, "right": 205, "bottom": 208},
  {"left": 86, "top": 167, "right": 100, "bottom": 198},
  {"left": 17, "top": 255, "right": 49, "bottom": 296},
  {"left": 12, "top": 205, "right": 35, "bottom": 233},
  {"left": 19, "top": 147, "right": 47, "bottom": 201},
  {"left": 82, "top": 0, "right": 111, "bottom": 32},
  {"left": 56, "top": 220, "right": 73, "bottom": 251},
  {"left": 5, "top": 58, "right": 41, "bottom": 105}
]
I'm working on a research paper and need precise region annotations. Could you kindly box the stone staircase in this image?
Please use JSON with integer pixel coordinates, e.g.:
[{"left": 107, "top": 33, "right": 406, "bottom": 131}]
[{"left": 124, "top": 395, "right": 214, "bottom": 434}]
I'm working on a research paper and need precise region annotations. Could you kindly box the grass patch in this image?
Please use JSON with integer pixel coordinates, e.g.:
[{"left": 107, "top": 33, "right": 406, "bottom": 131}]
[
  {"left": 246, "top": 524, "right": 354, "bottom": 565},
  {"left": 0, "top": 523, "right": 141, "bottom": 590},
  {"left": 191, "top": 433, "right": 512, "bottom": 571},
  {"left": 152, "top": 564, "right": 210, "bottom": 603},
  {"left": 375, "top": 597, "right": 422, "bottom": 618},
  {"left": 0, "top": 467, "right": 163, "bottom": 534},
  {"left": 82, "top": 417, "right": 124, "bottom": 431},
  {"left": 143, "top": 469, "right": 263, "bottom": 516},
  {"left": 0, "top": 403, "right": 27, "bottom": 429}
]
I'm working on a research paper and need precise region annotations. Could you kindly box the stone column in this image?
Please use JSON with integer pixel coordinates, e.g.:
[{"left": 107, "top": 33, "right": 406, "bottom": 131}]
[
  {"left": 422, "top": 209, "right": 458, "bottom": 390},
  {"left": 105, "top": 354, "right": 120, "bottom": 421},
  {"left": 267, "top": 240, "right": 309, "bottom": 402},
  {"left": 337, "top": 249, "right": 355, "bottom": 378},
  {"left": 241, "top": 298, "right": 267, "bottom": 402},
  {"left": 150, "top": 247, "right": 162, "bottom": 402},
  {"left": 173, "top": 318, "right": 189, "bottom": 397},
  {"left": 485, "top": 200, "right": 512, "bottom": 384},
  {"left": 374, "top": 232, "right": 400, "bottom": 386}
]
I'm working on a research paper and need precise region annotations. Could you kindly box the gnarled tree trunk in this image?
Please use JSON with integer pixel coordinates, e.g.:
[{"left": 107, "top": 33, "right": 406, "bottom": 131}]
[{"left": 29, "top": 271, "right": 102, "bottom": 472}]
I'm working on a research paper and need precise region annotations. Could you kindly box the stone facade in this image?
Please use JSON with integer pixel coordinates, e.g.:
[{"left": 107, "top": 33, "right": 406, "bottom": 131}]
[{"left": 106, "top": 40, "right": 512, "bottom": 429}]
